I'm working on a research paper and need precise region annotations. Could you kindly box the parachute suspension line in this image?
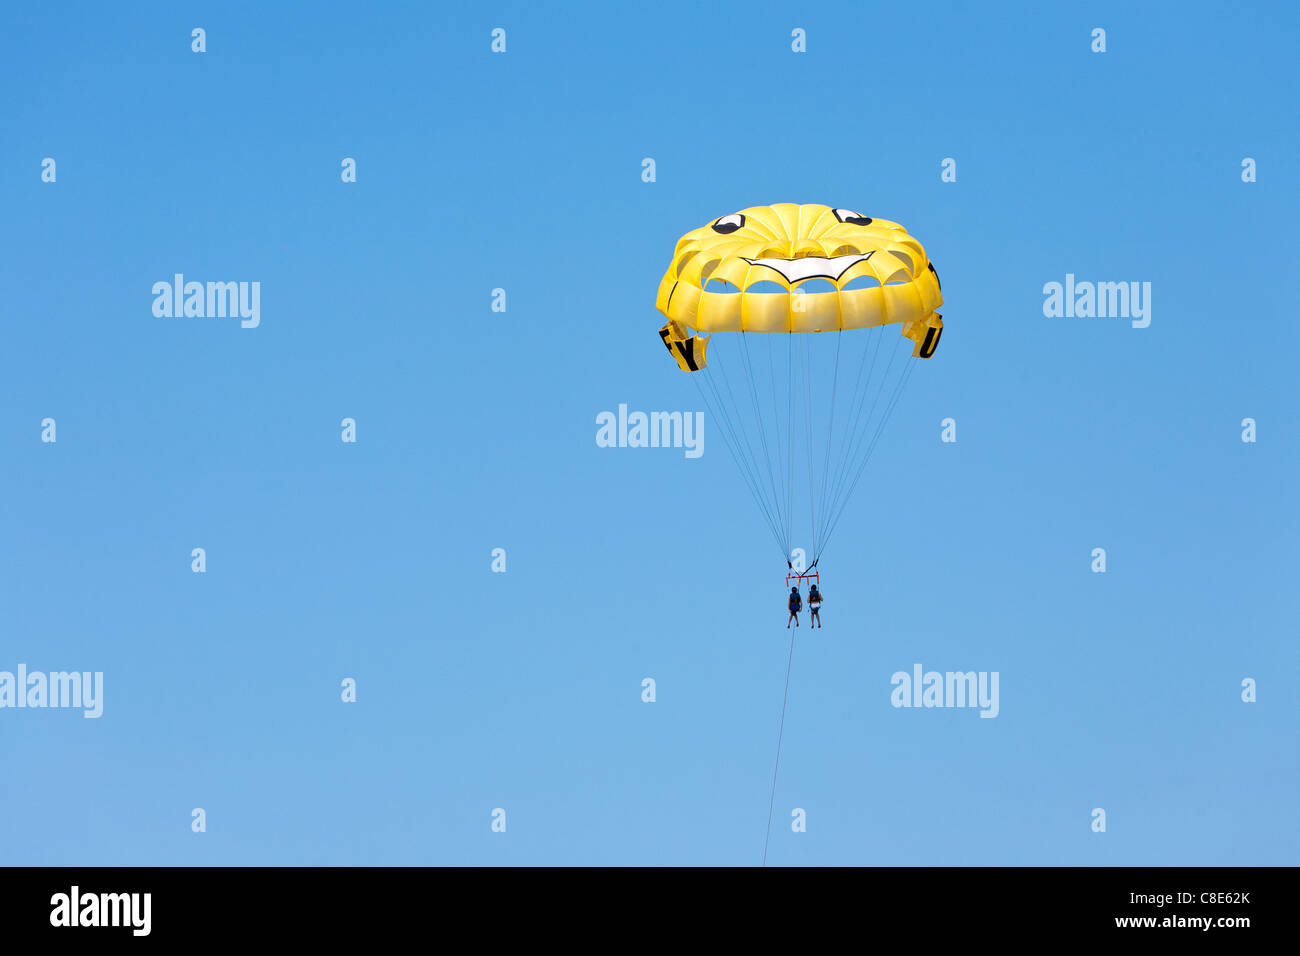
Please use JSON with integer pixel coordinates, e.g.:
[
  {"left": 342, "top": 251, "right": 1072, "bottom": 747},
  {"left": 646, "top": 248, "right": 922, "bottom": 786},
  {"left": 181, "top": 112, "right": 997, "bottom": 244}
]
[
  {"left": 780, "top": 333, "right": 795, "bottom": 555},
  {"left": 819, "top": 355, "right": 918, "bottom": 555},
  {"left": 763, "top": 624, "right": 797, "bottom": 868},
  {"left": 824, "top": 335, "right": 907, "bottom": 536},
  {"left": 760, "top": 332, "right": 790, "bottom": 557},
  {"left": 701, "top": 342, "right": 789, "bottom": 554},
  {"left": 801, "top": 331, "right": 818, "bottom": 561},
  {"left": 693, "top": 369, "right": 786, "bottom": 554},
  {"left": 718, "top": 336, "right": 790, "bottom": 559},
  {"left": 831, "top": 327, "right": 891, "bottom": 509},
  {"left": 739, "top": 331, "right": 791, "bottom": 558},
  {"left": 827, "top": 355, "right": 916, "bottom": 544},
  {"left": 800, "top": 334, "right": 814, "bottom": 559},
  {"left": 813, "top": 331, "right": 845, "bottom": 564},
  {"left": 686, "top": 322, "right": 918, "bottom": 564},
  {"left": 816, "top": 325, "right": 886, "bottom": 556},
  {"left": 819, "top": 328, "right": 898, "bottom": 554},
  {"left": 711, "top": 341, "right": 783, "bottom": 542},
  {"left": 764, "top": 336, "right": 784, "bottom": 554}
]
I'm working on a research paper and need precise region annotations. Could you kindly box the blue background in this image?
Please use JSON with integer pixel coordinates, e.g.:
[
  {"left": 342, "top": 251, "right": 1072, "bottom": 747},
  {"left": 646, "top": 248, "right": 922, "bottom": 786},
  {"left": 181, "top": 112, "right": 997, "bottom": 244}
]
[{"left": 2, "top": 1, "right": 1296, "bottom": 865}]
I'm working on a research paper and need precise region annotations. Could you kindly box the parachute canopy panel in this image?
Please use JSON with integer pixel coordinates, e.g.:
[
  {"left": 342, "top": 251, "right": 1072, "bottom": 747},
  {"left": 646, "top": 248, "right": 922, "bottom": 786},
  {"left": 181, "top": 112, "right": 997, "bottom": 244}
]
[{"left": 658, "top": 319, "right": 710, "bottom": 372}]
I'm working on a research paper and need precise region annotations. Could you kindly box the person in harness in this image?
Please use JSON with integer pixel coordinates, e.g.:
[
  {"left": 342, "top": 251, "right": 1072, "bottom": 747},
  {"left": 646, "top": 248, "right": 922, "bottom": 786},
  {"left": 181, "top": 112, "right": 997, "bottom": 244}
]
[
  {"left": 787, "top": 586, "right": 803, "bottom": 628},
  {"left": 808, "top": 584, "right": 823, "bottom": 628}
]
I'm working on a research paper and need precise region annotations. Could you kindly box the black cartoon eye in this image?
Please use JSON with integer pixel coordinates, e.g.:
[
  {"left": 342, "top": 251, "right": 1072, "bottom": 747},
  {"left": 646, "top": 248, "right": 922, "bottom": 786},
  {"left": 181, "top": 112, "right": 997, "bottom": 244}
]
[
  {"left": 711, "top": 213, "right": 746, "bottom": 234},
  {"left": 928, "top": 261, "right": 941, "bottom": 290},
  {"left": 833, "top": 208, "right": 872, "bottom": 226}
]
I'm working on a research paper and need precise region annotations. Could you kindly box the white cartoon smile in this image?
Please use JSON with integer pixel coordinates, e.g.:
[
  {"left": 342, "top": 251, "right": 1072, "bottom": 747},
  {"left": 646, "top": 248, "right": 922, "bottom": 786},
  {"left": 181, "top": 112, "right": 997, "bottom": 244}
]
[{"left": 740, "top": 251, "right": 875, "bottom": 285}]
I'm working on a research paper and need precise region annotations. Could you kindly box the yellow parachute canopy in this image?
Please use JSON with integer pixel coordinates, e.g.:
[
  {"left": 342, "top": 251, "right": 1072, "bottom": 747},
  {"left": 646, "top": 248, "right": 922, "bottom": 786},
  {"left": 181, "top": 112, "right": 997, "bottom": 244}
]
[{"left": 656, "top": 203, "right": 943, "bottom": 360}]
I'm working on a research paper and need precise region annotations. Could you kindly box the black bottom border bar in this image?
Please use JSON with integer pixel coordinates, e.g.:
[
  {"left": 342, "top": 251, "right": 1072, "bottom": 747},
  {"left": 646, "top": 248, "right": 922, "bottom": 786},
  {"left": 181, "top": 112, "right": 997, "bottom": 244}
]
[{"left": 0, "top": 866, "right": 1281, "bottom": 942}]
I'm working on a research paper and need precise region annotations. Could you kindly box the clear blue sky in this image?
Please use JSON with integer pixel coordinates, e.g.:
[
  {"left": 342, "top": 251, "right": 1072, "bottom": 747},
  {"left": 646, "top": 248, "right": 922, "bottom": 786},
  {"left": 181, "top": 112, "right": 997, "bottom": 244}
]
[{"left": 2, "top": 1, "right": 1296, "bottom": 866}]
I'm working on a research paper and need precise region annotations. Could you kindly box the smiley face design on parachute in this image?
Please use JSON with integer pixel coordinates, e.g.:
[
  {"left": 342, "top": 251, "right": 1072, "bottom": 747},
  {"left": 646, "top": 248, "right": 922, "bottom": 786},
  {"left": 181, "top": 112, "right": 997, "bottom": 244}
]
[{"left": 655, "top": 203, "right": 943, "bottom": 357}]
